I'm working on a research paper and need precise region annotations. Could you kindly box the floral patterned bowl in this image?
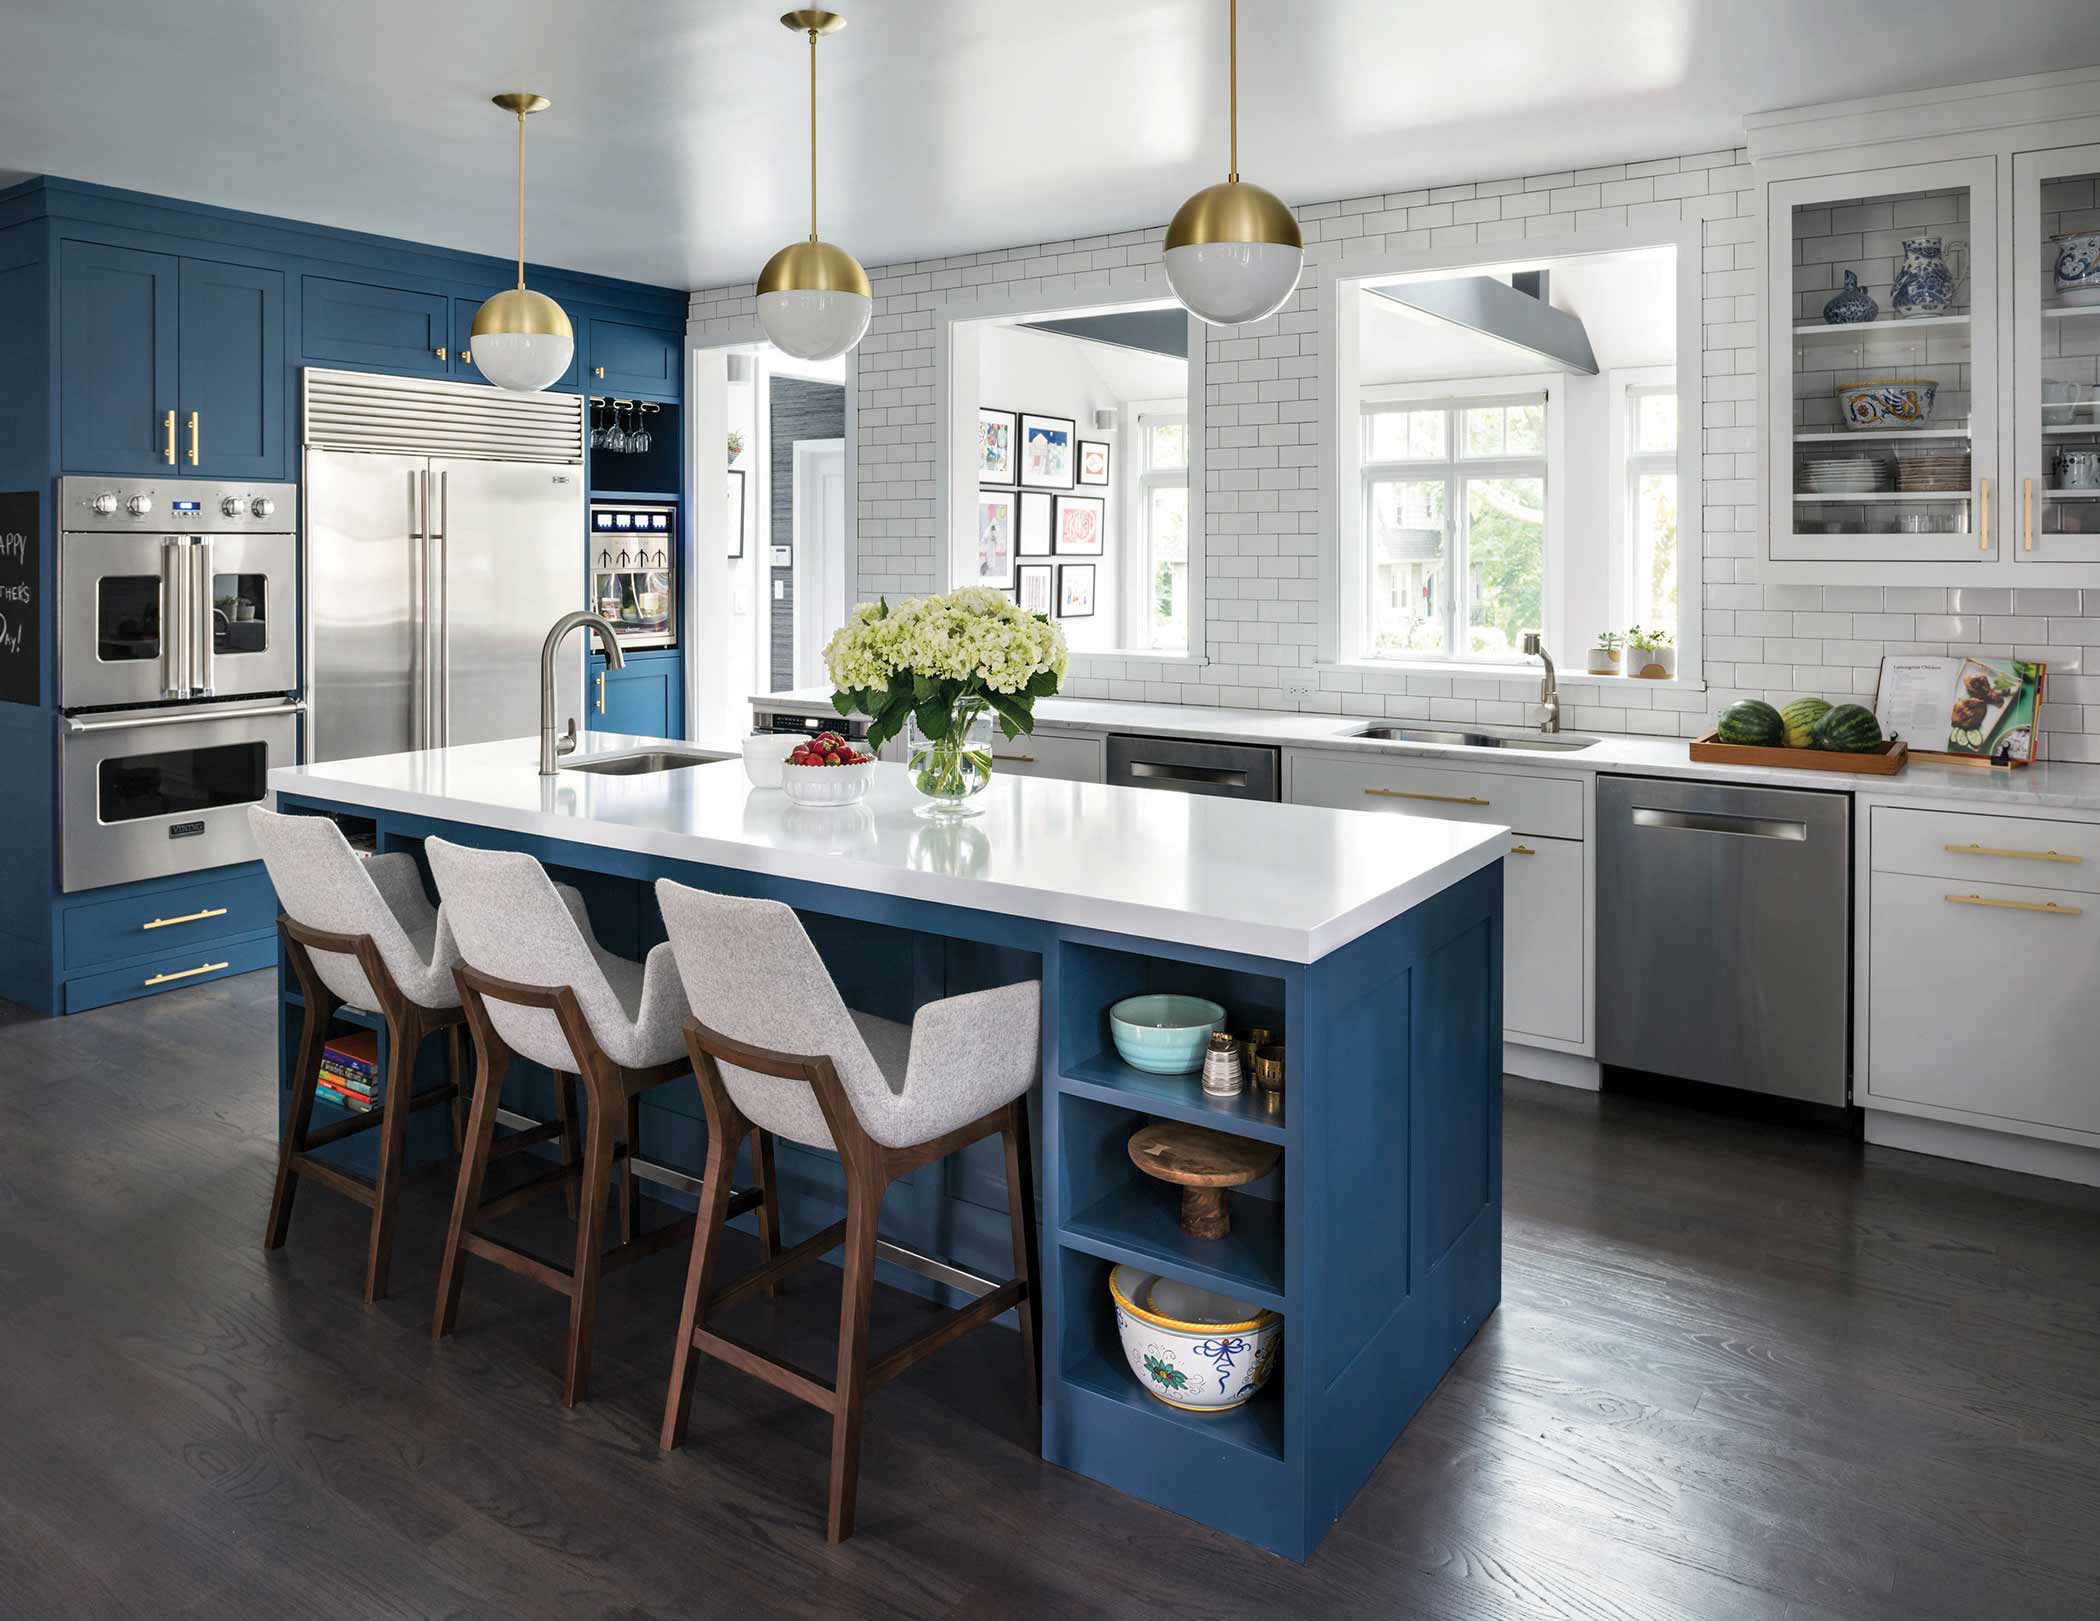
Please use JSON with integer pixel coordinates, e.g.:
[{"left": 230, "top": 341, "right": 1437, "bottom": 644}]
[
  {"left": 1837, "top": 377, "right": 1937, "bottom": 432},
  {"left": 1109, "top": 1264, "right": 1281, "bottom": 1412}
]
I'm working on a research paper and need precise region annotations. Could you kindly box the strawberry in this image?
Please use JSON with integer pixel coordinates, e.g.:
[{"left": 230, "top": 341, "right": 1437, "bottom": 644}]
[{"left": 824, "top": 750, "right": 842, "bottom": 765}]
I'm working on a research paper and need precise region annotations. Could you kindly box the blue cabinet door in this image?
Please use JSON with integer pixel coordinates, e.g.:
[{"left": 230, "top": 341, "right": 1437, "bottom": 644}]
[
  {"left": 454, "top": 294, "right": 580, "bottom": 390},
  {"left": 178, "top": 258, "right": 285, "bottom": 479},
  {"left": 587, "top": 318, "right": 682, "bottom": 399},
  {"left": 587, "top": 654, "right": 682, "bottom": 738},
  {"left": 301, "top": 276, "right": 450, "bottom": 374},
  {"left": 59, "top": 240, "right": 178, "bottom": 474}
]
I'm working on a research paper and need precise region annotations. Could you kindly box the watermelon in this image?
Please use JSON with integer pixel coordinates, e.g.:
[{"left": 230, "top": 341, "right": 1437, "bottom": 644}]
[
  {"left": 1717, "top": 699, "right": 1786, "bottom": 747},
  {"left": 1781, "top": 697, "right": 1833, "bottom": 749},
  {"left": 1812, "top": 703, "right": 1883, "bottom": 752}
]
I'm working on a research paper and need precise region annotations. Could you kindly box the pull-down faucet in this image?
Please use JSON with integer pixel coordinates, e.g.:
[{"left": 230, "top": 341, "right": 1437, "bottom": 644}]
[
  {"left": 1522, "top": 632, "right": 1560, "bottom": 734},
  {"left": 540, "top": 611, "right": 625, "bottom": 774}
]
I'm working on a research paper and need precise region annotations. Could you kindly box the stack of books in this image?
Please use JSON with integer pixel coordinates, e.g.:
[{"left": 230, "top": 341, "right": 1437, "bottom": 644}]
[{"left": 317, "top": 1031, "right": 381, "bottom": 1112}]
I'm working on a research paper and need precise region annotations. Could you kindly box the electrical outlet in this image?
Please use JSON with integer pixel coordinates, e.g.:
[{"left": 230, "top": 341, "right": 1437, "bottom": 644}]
[{"left": 1281, "top": 669, "right": 1318, "bottom": 698}]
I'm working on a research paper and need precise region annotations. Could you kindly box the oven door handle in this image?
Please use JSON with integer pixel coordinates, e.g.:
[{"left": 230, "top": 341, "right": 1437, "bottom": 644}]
[
  {"left": 62, "top": 699, "right": 308, "bottom": 735},
  {"left": 190, "top": 537, "right": 216, "bottom": 698},
  {"left": 160, "top": 538, "right": 189, "bottom": 699}
]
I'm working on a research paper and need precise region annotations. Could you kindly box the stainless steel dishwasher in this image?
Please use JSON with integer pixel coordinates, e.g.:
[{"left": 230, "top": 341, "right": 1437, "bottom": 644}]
[
  {"left": 1106, "top": 734, "right": 1281, "bottom": 800},
  {"left": 1597, "top": 775, "right": 1850, "bottom": 1107}
]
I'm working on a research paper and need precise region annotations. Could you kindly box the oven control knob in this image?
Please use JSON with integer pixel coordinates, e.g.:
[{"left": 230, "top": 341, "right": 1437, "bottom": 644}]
[
  {"left": 249, "top": 496, "right": 276, "bottom": 519},
  {"left": 91, "top": 491, "right": 119, "bottom": 515},
  {"left": 125, "top": 493, "right": 153, "bottom": 517},
  {"left": 221, "top": 495, "right": 247, "bottom": 518}
]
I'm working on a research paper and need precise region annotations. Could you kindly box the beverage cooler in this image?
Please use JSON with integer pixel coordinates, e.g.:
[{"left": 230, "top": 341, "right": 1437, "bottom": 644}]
[{"left": 589, "top": 501, "right": 677, "bottom": 650}]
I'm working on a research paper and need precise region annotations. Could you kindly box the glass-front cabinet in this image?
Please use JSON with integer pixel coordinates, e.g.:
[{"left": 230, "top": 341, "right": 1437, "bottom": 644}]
[{"left": 2014, "top": 143, "right": 2100, "bottom": 565}]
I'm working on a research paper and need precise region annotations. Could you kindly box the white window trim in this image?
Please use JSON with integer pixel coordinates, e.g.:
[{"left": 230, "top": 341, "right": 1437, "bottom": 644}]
[
  {"left": 929, "top": 279, "right": 1209, "bottom": 671},
  {"left": 1316, "top": 220, "right": 1703, "bottom": 689},
  {"left": 1357, "top": 377, "right": 1559, "bottom": 665},
  {"left": 1607, "top": 367, "right": 1680, "bottom": 646},
  {"left": 1123, "top": 399, "right": 1191, "bottom": 654}
]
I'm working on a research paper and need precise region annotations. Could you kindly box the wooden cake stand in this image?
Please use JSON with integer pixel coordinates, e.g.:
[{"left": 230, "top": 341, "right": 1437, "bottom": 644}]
[{"left": 1127, "top": 1122, "right": 1280, "bottom": 1240}]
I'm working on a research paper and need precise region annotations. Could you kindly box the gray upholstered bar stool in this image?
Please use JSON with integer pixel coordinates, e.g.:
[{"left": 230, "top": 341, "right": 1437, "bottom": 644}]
[
  {"left": 424, "top": 837, "right": 767, "bottom": 1407},
  {"left": 654, "top": 877, "right": 1042, "bottom": 1544},
  {"left": 250, "top": 807, "right": 478, "bottom": 1304}
]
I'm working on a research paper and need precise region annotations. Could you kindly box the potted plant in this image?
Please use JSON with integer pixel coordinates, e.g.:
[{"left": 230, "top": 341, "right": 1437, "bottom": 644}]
[
  {"left": 826, "top": 587, "right": 1068, "bottom": 816},
  {"left": 1586, "top": 630, "right": 1624, "bottom": 676},
  {"left": 1626, "top": 625, "right": 1675, "bottom": 679}
]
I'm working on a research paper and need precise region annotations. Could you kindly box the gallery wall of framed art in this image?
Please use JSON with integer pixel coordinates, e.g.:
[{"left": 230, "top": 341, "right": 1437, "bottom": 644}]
[{"left": 976, "top": 399, "right": 1113, "bottom": 625}]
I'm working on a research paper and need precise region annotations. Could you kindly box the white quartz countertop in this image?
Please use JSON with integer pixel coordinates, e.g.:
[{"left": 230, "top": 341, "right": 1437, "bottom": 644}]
[
  {"left": 268, "top": 733, "right": 1508, "bottom": 964},
  {"left": 752, "top": 689, "right": 2100, "bottom": 814}
]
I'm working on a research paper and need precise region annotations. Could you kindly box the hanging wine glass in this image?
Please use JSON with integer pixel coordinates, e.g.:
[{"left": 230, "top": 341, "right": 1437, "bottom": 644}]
[
  {"left": 587, "top": 397, "right": 604, "bottom": 451},
  {"left": 606, "top": 401, "right": 629, "bottom": 454},
  {"left": 630, "top": 404, "right": 652, "bottom": 455}
]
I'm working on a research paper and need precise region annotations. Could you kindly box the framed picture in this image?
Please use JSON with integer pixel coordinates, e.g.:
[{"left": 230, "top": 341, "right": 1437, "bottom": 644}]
[
  {"left": 978, "top": 407, "right": 1017, "bottom": 485},
  {"left": 1056, "top": 563, "right": 1096, "bottom": 619},
  {"left": 1053, "top": 493, "right": 1105, "bottom": 556},
  {"left": 725, "top": 468, "right": 746, "bottom": 559},
  {"left": 975, "top": 490, "right": 1017, "bottom": 587},
  {"left": 1077, "top": 439, "right": 1111, "bottom": 486},
  {"left": 1017, "top": 489, "right": 1054, "bottom": 556},
  {"left": 1016, "top": 562, "right": 1054, "bottom": 616},
  {"left": 1020, "top": 412, "right": 1076, "bottom": 489}
]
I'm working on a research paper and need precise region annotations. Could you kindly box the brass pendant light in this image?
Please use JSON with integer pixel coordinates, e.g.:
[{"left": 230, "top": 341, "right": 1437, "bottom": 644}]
[
  {"left": 1163, "top": 0, "right": 1304, "bottom": 327},
  {"left": 472, "top": 92, "right": 576, "bottom": 392},
  {"left": 755, "top": 10, "right": 873, "bottom": 361}
]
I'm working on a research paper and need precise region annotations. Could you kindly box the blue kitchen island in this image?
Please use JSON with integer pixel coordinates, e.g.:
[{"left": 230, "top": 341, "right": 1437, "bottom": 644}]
[{"left": 267, "top": 731, "right": 1507, "bottom": 1561}]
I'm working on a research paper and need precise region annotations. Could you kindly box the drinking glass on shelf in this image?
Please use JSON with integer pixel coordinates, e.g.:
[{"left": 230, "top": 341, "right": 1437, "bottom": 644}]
[
  {"left": 605, "top": 402, "right": 629, "bottom": 454},
  {"left": 588, "top": 398, "right": 605, "bottom": 451},
  {"left": 630, "top": 406, "right": 652, "bottom": 455}
]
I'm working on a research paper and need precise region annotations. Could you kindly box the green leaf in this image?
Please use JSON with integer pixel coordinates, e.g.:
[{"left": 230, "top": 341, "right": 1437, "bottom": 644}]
[
  {"left": 830, "top": 690, "right": 857, "bottom": 717},
  {"left": 913, "top": 671, "right": 937, "bottom": 703},
  {"left": 1025, "top": 669, "right": 1060, "bottom": 699},
  {"left": 913, "top": 699, "right": 953, "bottom": 742},
  {"left": 985, "top": 692, "right": 1033, "bottom": 738}
]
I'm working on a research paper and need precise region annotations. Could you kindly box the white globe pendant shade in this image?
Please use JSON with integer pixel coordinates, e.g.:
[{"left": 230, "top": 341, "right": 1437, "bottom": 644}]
[
  {"left": 471, "top": 287, "right": 575, "bottom": 392},
  {"left": 755, "top": 238, "right": 872, "bottom": 362},
  {"left": 1163, "top": 179, "right": 1304, "bottom": 327}
]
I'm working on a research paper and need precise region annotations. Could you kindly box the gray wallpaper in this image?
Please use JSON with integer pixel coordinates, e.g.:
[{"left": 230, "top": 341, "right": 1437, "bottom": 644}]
[{"left": 767, "top": 376, "right": 846, "bottom": 692}]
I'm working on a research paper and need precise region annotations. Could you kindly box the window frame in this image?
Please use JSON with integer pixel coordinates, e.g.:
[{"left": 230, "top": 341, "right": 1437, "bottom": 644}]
[
  {"left": 1611, "top": 373, "right": 1681, "bottom": 647},
  {"left": 1125, "top": 401, "right": 1192, "bottom": 653}
]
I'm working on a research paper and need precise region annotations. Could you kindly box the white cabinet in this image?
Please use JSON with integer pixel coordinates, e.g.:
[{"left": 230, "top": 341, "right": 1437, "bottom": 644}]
[
  {"left": 2012, "top": 143, "right": 2100, "bottom": 568},
  {"left": 1287, "top": 748, "right": 1590, "bottom": 1050},
  {"left": 1865, "top": 804, "right": 2100, "bottom": 1144},
  {"left": 986, "top": 729, "right": 1105, "bottom": 783}
]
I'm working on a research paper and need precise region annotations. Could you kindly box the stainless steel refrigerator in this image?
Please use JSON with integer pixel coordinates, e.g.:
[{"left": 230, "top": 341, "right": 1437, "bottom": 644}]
[{"left": 301, "top": 370, "right": 589, "bottom": 764}]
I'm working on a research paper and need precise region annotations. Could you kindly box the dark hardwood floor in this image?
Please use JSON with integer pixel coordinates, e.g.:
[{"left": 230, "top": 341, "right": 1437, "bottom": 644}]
[{"left": 4, "top": 972, "right": 2099, "bottom": 1619}]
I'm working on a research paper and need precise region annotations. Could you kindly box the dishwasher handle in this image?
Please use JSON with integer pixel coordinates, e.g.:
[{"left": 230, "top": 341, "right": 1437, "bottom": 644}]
[
  {"left": 1630, "top": 806, "right": 1809, "bottom": 842},
  {"left": 1127, "top": 760, "right": 1248, "bottom": 789}
]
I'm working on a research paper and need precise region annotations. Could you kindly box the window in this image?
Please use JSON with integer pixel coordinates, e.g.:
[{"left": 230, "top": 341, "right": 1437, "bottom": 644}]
[
  {"left": 1138, "top": 414, "right": 1190, "bottom": 653},
  {"left": 1623, "top": 386, "right": 1678, "bottom": 641},
  {"left": 1360, "top": 394, "right": 1547, "bottom": 661}
]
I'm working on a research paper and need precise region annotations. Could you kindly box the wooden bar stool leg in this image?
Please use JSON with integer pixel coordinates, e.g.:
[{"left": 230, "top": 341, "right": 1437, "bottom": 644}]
[
  {"left": 1002, "top": 1101, "right": 1041, "bottom": 1433},
  {"left": 621, "top": 1093, "right": 643, "bottom": 1247},
  {"left": 434, "top": 1029, "right": 507, "bottom": 1340},
  {"left": 362, "top": 1011, "right": 424, "bottom": 1304},
  {"left": 265, "top": 978, "right": 332, "bottom": 1251},
  {"left": 827, "top": 1181, "right": 883, "bottom": 1544},
  {"left": 447, "top": 1023, "right": 470, "bottom": 1160},
  {"left": 562, "top": 1099, "right": 619, "bottom": 1408},
  {"left": 752, "top": 1130, "right": 783, "bottom": 1296},
  {"left": 661, "top": 1107, "right": 745, "bottom": 1451},
  {"left": 554, "top": 1071, "right": 582, "bottom": 1218}
]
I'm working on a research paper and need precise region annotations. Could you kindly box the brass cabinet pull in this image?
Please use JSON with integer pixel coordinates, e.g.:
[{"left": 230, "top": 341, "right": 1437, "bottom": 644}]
[
  {"left": 1979, "top": 476, "right": 1990, "bottom": 552},
  {"left": 593, "top": 366, "right": 605, "bottom": 378},
  {"left": 461, "top": 349, "right": 471, "bottom": 364},
  {"left": 143, "top": 960, "right": 231, "bottom": 987},
  {"left": 1944, "top": 893, "right": 2081, "bottom": 918},
  {"left": 142, "top": 905, "right": 229, "bottom": 930},
  {"left": 2024, "top": 477, "right": 2034, "bottom": 552},
  {"left": 163, "top": 409, "right": 176, "bottom": 465},
  {"left": 436, "top": 346, "right": 448, "bottom": 361},
  {"left": 1509, "top": 842, "right": 1536, "bottom": 855},
  {"left": 187, "top": 410, "right": 199, "bottom": 466},
  {"left": 992, "top": 752, "right": 1036, "bottom": 763},
  {"left": 595, "top": 670, "right": 606, "bottom": 715},
  {"left": 1943, "top": 841, "right": 2082, "bottom": 865},
  {"left": 1364, "top": 787, "right": 1490, "bottom": 806}
]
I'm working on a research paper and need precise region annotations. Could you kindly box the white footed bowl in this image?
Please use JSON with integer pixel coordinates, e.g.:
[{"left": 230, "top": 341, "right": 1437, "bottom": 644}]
[
  {"left": 780, "top": 758, "right": 876, "bottom": 807},
  {"left": 1109, "top": 1264, "right": 1281, "bottom": 1412}
]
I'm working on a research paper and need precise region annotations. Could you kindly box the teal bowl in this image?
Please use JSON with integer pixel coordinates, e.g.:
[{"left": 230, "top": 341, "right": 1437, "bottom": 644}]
[{"left": 1109, "top": 994, "right": 1227, "bottom": 1075}]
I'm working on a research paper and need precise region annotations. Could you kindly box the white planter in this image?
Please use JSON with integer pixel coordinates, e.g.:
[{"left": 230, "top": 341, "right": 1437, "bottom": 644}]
[
  {"left": 1585, "top": 645, "right": 1623, "bottom": 676},
  {"left": 1627, "top": 645, "right": 1676, "bottom": 680}
]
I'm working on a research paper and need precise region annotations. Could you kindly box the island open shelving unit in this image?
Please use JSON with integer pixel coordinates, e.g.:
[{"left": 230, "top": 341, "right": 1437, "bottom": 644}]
[{"left": 264, "top": 739, "right": 1507, "bottom": 1560}]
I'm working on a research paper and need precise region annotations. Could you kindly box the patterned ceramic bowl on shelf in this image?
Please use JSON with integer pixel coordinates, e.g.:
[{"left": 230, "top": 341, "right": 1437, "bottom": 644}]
[
  {"left": 2053, "top": 230, "right": 2100, "bottom": 305},
  {"left": 1837, "top": 378, "right": 1937, "bottom": 431},
  {"left": 1109, "top": 1264, "right": 1281, "bottom": 1412},
  {"left": 779, "top": 758, "right": 876, "bottom": 807}
]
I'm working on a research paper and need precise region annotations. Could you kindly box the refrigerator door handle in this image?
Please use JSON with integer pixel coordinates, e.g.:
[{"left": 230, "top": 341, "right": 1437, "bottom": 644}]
[
  {"left": 434, "top": 470, "right": 448, "bottom": 747},
  {"left": 410, "top": 469, "right": 427, "bottom": 750}
]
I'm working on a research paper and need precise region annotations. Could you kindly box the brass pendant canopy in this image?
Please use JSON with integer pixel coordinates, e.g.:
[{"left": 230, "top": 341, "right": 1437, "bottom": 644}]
[{"left": 473, "top": 91, "right": 575, "bottom": 391}]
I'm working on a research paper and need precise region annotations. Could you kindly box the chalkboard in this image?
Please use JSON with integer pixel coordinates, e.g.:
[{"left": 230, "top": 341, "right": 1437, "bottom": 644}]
[{"left": 0, "top": 490, "right": 38, "bottom": 707}]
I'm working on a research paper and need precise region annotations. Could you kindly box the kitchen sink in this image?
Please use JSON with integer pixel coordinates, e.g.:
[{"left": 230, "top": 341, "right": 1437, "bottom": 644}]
[
  {"left": 559, "top": 748, "right": 728, "bottom": 776},
  {"left": 1351, "top": 726, "right": 1598, "bottom": 753}
]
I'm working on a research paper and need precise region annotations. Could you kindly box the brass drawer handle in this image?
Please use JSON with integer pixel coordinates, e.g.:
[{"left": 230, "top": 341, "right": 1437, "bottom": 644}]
[
  {"left": 163, "top": 408, "right": 176, "bottom": 465},
  {"left": 1364, "top": 787, "right": 1490, "bottom": 806},
  {"left": 142, "top": 905, "right": 229, "bottom": 931},
  {"left": 187, "top": 409, "right": 199, "bottom": 466},
  {"left": 1943, "top": 842, "right": 2082, "bottom": 865},
  {"left": 595, "top": 670, "right": 606, "bottom": 715},
  {"left": 992, "top": 752, "right": 1036, "bottom": 763},
  {"left": 1510, "top": 843, "right": 1536, "bottom": 855},
  {"left": 1944, "top": 893, "right": 2081, "bottom": 918},
  {"left": 143, "top": 960, "right": 231, "bottom": 987},
  {"left": 2024, "top": 477, "right": 2034, "bottom": 553},
  {"left": 1979, "top": 476, "right": 1990, "bottom": 552},
  {"left": 436, "top": 345, "right": 448, "bottom": 361}
]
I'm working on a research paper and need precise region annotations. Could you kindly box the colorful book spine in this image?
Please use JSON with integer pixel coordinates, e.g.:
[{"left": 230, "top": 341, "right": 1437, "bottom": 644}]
[{"left": 316, "top": 1084, "right": 374, "bottom": 1112}]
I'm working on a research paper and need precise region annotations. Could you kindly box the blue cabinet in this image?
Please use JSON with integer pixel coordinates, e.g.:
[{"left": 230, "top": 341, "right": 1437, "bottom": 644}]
[
  {"left": 587, "top": 651, "right": 683, "bottom": 739},
  {"left": 177, "top": 258, "right": 285, "bottom": 479},
  {"left": 59, "top": 240, "right": 177, "bottom": 474},
  {"left": 587, "top": 318, "right": 682, "bottom": 399},
  {"left": 302, "top": 276, "right": 450, "bottom": 374}
]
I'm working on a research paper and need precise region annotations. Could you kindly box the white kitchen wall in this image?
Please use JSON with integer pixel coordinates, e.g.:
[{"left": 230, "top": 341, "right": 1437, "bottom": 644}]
[{"left": 691, "top": 146, "right": 2100, "bottom": 758}]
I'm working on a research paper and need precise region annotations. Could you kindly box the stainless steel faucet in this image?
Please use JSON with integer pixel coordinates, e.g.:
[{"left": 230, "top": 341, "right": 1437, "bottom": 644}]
[
  {"left": 1522, "top": 632, "right": 1561, "bottom": 734},
  {"left": 540, "top": 611, "right": 626, "bottom": 774}
]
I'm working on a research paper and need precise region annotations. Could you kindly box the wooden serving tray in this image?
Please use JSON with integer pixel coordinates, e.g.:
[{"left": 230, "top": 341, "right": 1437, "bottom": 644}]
[{"left": 1689, "top": 733, "right": 1909, "bottom": 775}]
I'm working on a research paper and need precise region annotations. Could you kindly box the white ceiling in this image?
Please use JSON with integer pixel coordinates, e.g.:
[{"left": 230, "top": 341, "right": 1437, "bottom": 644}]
[{"left": 4, "top": 0, "right": 2099, "bottom": 292}]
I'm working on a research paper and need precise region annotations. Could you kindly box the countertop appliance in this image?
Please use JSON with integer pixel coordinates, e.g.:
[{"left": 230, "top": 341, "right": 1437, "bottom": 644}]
[
  {"left": 1597, "top": 774, "right": 1850, "bottom": 1107},
  {"left": 1106, "top": 733, "right": 1281, "bottom": 800},
  {"left": 55, "top": 476, "right": 303, "bottom": 892},
  {"left": 302, "top": 368, "right": 587, "bottom": 763},
  {"left": 751, "top": 703, "right": 872, "bottom": 745},
  {"left": 589, "top": 501, "right": 677, "bottom": 650}
]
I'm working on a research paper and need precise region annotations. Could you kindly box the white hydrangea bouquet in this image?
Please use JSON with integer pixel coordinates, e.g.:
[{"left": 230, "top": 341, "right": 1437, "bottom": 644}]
[{"left": 824, "top": 587, "right": 1068, "bottom": 812}]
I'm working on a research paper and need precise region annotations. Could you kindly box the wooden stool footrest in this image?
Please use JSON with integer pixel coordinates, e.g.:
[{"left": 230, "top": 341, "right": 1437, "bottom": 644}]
[
  {"left": 459, "top": 1229, "right": 575, "bottom": 1293},
  {"left": 868, "top": 1280, "right": 1026, "bottom": 1392},
  {"left": 706, "top": 1217, "right": 846, "bottom": 1316},
  {"left": 289, "top": 1153, "right": 378, "bottom": 1207},
  {"left": 695, "top": 1326, "right": 838, "bottom": 1412},
  {"left": 475, "top": 1161, "right": 577, "bottom": 1221}
]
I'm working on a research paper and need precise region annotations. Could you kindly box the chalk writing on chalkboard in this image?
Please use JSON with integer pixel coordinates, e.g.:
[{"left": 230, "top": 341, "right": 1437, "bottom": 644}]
[{"left": 0, "top": 490, "right": 40, "bottom": 707}]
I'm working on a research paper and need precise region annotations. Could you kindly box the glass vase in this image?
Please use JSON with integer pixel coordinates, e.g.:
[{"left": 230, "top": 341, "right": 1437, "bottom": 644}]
[{"left": 905, "top": 709, "right": 995, "bottom": 816}]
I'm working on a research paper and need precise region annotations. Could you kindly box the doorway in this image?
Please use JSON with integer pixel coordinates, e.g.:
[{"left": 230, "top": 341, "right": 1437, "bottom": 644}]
[{"left": 793, "top": 437, "right": 847, "bottom": 688}]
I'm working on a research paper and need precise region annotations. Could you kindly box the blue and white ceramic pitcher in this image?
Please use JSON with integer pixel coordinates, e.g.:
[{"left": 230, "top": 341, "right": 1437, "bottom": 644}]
[{"left": 1891, "top": 237, "right": 1957, "bottom": 318}]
